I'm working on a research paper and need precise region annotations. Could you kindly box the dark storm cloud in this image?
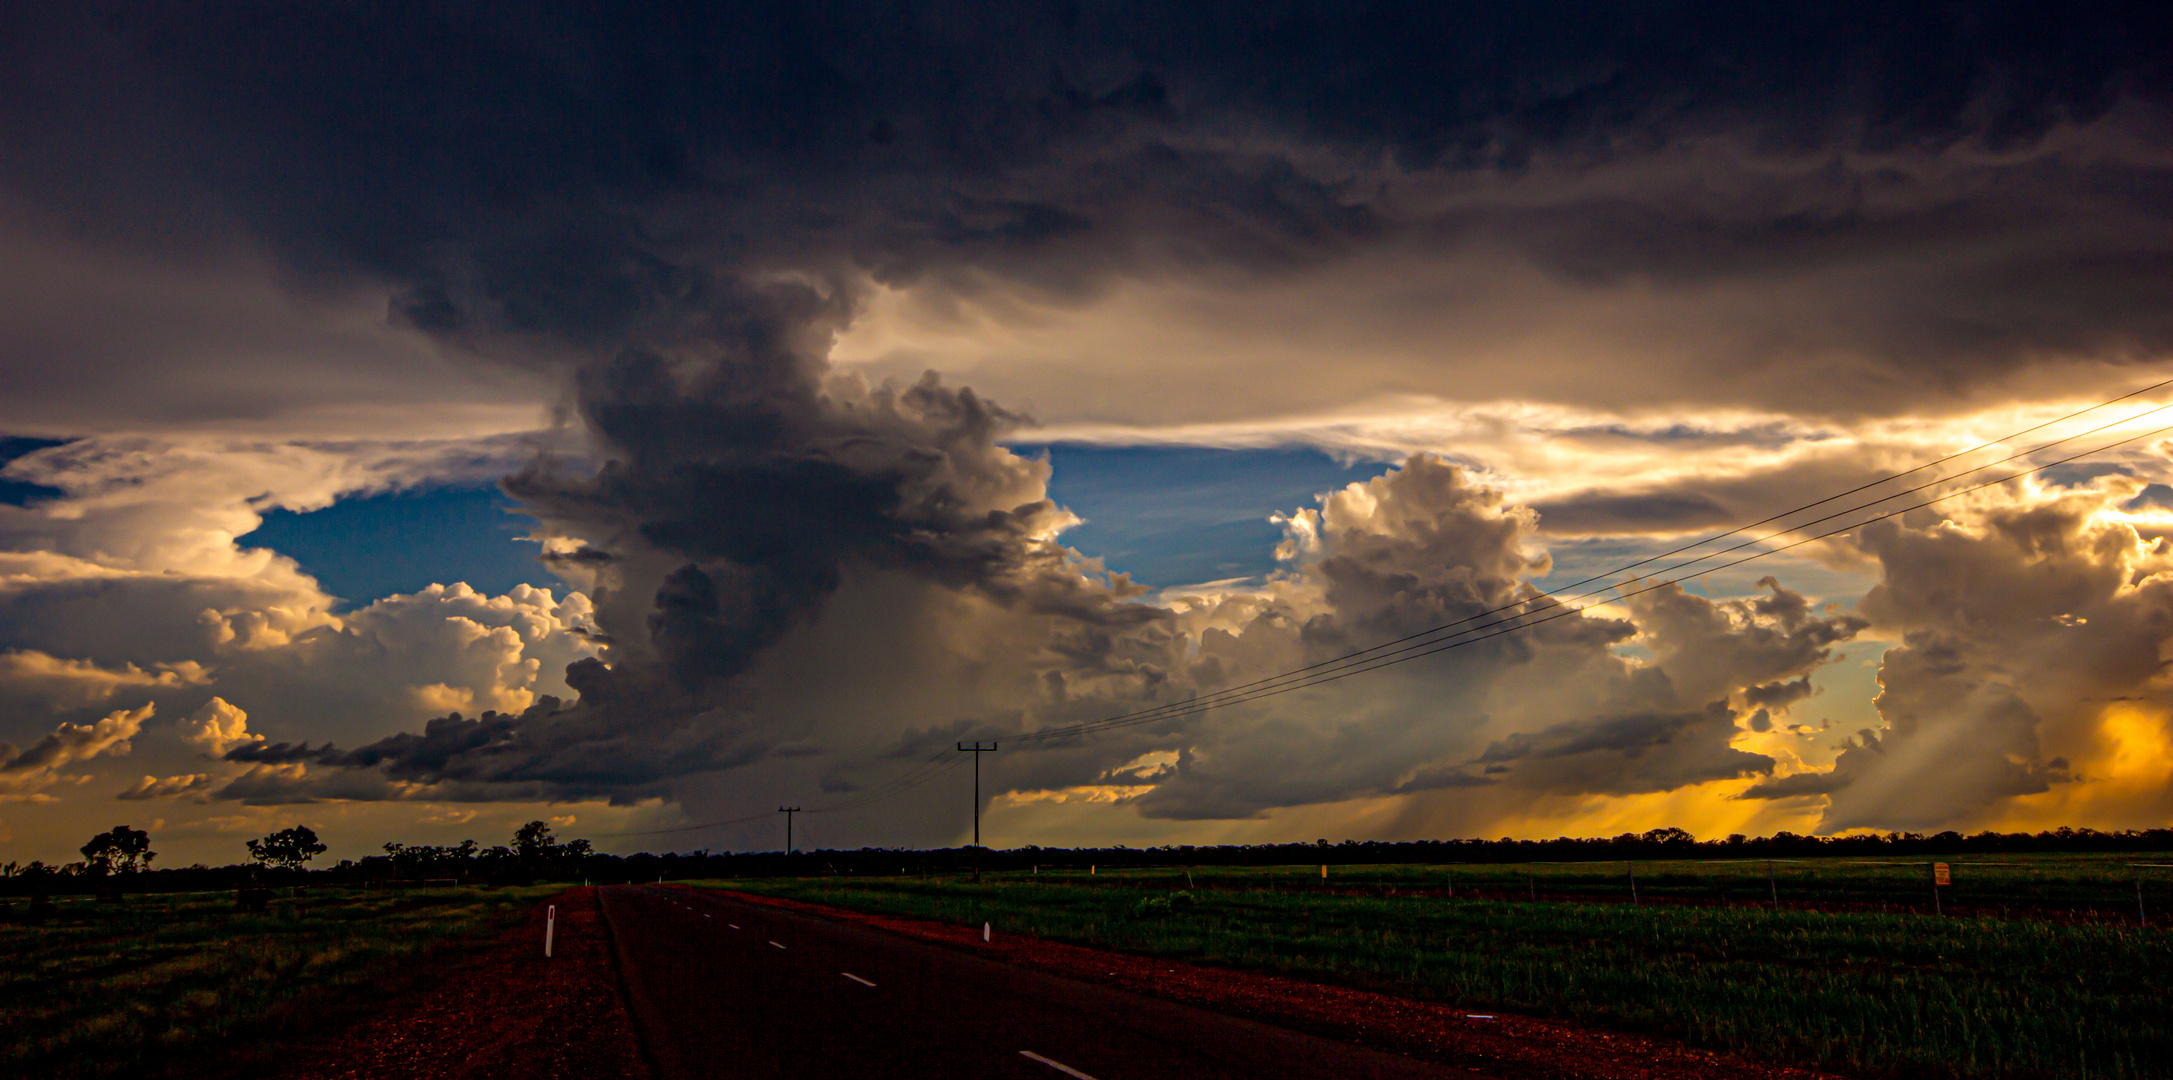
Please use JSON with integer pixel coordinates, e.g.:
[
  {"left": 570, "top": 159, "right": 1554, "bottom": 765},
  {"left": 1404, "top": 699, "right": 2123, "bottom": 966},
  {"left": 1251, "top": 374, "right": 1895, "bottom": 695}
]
[
  {"left": 219, "top": 696, "right": 780, "bottom": 802},
  {"left": 10, "top": 2, "right": 2170, "bottom": 818},
  {"left": 506, "top": 333, "right": 1139, "bottom": 691},
  {"left": 1743, "top": 677, "right": 1815, "bottom": 714},
  {"left": 1472, "top": 702, "right": 1775, "bottom": 797},
  {"left": 5, "top": 2, "right": 2168, "bottom": 361}
]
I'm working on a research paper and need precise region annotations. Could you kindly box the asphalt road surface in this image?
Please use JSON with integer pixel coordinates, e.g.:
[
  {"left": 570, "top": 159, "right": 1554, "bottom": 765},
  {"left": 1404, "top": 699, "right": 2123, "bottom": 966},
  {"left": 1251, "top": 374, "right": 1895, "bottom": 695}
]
[{"left": 599, "top": 885, "right": 1494, "bottom": 1080}]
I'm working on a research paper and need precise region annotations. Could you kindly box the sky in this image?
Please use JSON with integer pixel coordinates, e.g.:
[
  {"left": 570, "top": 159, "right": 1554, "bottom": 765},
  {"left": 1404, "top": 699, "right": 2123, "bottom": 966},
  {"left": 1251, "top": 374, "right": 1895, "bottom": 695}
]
[{"left": 4, "top": 2, "right": 2173, "bottom": 866}]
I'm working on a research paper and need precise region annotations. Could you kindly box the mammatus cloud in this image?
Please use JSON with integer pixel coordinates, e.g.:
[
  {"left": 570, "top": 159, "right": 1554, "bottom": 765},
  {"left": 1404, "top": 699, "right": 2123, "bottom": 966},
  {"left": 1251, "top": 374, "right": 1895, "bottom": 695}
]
[{"left": 0, "top": 704, "right": 151, "bottom": 801}]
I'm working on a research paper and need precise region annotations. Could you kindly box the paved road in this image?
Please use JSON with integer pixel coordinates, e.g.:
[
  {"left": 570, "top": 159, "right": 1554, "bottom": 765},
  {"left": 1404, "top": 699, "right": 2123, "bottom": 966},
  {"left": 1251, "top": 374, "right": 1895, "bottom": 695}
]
[{"left": 599, "top": 885, "right": 1492, "bottom": 1080}]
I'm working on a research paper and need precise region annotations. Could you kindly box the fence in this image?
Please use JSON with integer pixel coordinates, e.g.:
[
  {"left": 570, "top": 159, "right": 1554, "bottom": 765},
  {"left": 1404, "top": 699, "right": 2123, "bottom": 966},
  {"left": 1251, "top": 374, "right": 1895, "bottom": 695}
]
[{"left": 994, "top": 853, "right": 2168, "bottom": 925}]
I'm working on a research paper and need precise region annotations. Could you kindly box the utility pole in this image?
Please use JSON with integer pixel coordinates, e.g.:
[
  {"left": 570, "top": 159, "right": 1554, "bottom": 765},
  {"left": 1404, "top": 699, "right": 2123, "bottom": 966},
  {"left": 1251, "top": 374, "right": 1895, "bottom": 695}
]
[
  {"left": 956, "top": 741, "right": 998, "bottom": 847},
  {"left": 778, "top": 806, "right": 800, "bottom": 855}
]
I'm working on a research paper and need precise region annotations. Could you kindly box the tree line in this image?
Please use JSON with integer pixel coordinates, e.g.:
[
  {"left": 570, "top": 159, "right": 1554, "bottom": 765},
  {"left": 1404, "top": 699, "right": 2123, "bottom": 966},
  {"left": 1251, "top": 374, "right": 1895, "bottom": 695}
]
[
  {"left": 5, "top": 823, "right": 2170, "bottom": 898},
  {"left": 0, "top": 819, "right": 589, "bottom": 897}
]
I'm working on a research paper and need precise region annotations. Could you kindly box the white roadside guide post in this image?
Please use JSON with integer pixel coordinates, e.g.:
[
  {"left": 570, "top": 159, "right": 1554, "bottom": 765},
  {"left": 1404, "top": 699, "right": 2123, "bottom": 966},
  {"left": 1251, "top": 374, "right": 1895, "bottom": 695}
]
[{"left": 545, "top": 905, "right": 556, "bottom": 958}]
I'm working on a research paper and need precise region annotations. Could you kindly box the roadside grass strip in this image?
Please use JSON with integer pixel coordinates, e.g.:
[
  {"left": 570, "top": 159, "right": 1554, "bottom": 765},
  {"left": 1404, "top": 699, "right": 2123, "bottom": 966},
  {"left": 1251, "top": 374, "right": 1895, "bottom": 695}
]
[{"left": 0, "top": 885, "right": 559, "bottom": 1079}]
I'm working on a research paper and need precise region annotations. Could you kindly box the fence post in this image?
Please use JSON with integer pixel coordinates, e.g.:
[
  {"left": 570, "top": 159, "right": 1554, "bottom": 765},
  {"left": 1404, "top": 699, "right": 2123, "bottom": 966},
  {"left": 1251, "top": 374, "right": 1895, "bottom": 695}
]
[
  {"left": 1768, "top": 860, "right": 1777, "bottom": 908},
  {"left": 1628, "top": 861, "right": 1638, "bottom": 906},
  {"left": 2139, "top": 873, "right": 2149, "bottom": 928}
]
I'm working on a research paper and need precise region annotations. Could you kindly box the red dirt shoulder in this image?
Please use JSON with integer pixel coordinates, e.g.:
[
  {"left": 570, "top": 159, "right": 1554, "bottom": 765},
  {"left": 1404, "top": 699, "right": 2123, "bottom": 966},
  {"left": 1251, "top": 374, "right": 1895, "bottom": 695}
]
[
  {"left": 247, "top": 886, "right": 651, "bottom": 1080},
  {"left": 698, "top": 886, "right": 1848, "bottom": 1080}
]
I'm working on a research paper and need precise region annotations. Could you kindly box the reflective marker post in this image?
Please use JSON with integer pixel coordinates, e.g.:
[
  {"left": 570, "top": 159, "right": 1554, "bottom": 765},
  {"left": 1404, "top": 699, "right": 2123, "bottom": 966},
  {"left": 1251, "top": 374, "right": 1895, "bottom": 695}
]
[{"left": 545, "top": 904, "right": 556, "bottom": 958}]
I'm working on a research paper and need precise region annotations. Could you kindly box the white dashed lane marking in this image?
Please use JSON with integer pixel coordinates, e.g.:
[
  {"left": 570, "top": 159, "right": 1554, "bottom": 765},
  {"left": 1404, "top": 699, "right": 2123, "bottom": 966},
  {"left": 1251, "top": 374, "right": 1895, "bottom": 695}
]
[
  {"left": 1020, "top": 1051, "right": 1099, "bottom": 1079},
  {"left": 769, "top": 941, "right": 787, "bottom": 950},
  {"left": 841, "top": 972, "right": 876, "bottom": 987}
]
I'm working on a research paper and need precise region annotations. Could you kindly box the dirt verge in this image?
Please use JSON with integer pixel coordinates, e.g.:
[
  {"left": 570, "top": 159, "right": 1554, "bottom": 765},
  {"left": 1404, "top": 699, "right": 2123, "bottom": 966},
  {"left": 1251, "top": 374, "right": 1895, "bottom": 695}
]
[
  {"left": 249, "top": 886, "right": 651, "bottom": 1080},
  {"left": 700, "top": 886, "right": 1848, "bottom": 1080}
]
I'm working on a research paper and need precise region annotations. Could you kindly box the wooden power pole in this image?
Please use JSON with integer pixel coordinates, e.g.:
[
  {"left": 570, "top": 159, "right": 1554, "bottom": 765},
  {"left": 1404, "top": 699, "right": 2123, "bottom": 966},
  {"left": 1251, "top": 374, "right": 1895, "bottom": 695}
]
[{"left": 956, "top": 742, "right": 998, "bottom": 846}]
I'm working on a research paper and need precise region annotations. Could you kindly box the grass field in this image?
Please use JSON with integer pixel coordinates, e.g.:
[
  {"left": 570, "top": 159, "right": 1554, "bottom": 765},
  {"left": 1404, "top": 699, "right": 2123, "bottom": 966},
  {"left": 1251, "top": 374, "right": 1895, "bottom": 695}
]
[
  {"left": 0, "top": 883, "right": 558, "bottom": 1079},
  {"left": 708, "top": 854, "right": 2173, "bottom": 1080},
  {"left": 850, "top": 852, "right": 2168, "bottom": 917}
]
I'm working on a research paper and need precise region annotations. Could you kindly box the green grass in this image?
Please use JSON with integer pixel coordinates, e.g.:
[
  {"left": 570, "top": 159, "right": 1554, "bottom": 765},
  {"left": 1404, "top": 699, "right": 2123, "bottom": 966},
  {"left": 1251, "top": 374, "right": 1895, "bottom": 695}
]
[
  {"left": 0, "top": 884, "right": 559, "bottom": 1079},
  {"left": 873, "top": 852, "right": 2164, "bottom": 915},
  {"left": 702, "top": 857, "right": 2173, "bottom": 1080}
]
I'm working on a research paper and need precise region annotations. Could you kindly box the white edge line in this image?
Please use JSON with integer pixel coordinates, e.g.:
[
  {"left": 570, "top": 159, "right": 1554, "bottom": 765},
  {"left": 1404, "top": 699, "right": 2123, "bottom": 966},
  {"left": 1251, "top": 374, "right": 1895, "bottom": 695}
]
[
  {"left": 1020, "top": 1050, "right": 1100, "bottom": 1080},
  {"left": 841, "top": 972, "right": 877, "bottom": 987},
  {"left": 728, "top": 924, "right": 739, "bottom": 929},
  {"left": 769, "top": 941, "right": 787, "bottom": 949}
]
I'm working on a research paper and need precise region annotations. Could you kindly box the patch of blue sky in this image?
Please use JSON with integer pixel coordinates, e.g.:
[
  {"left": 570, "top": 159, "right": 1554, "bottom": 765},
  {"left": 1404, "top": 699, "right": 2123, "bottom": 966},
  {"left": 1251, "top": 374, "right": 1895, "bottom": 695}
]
[
  {"left": 239, "top": 485, "right": 562, "bottom": 607},
  {"left": 1016, "top": 443, "right": 1394, "bottom": 589},
  {"left": 0, "top": 436, "right": 69, "bottom": 506}
]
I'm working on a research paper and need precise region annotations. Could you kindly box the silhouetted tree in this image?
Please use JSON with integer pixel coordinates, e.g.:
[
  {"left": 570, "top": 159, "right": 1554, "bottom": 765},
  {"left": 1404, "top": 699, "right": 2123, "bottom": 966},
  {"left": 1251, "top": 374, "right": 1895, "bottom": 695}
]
[
  {"left": 512, "top": 820, "right": 556, "bottom": 860},
  {"left": 247, "top": 826, "right": 326, "bottom": 871},
  {"left": 81, "top": 825, "right": 154, "bottom": 875},
  {"left": 509, "top": 820, "right": 592, "bottom": 880}
]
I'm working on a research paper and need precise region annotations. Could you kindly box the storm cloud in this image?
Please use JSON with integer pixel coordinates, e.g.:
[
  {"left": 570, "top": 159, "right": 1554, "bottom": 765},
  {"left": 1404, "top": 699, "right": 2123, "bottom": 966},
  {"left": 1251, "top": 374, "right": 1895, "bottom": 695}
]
[
  {"left": 5, "top": 3, "right": 2171, "bottom": 426},
  {"left": 4, "top": 3, "right": 2173, "bottom": 855},
  {"left": 1744, "top": 476, "right": 2173, "bottom": 831}
]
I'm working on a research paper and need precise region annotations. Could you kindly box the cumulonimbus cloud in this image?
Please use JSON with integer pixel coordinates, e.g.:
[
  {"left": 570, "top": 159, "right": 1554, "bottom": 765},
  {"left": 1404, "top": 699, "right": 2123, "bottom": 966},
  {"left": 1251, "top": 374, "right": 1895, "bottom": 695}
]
[
  {"left": 1743, "top": 475, "right": 2173, "bottom": 831},
  {"left": 3, "top": 4, "right": 2172, "bottom": 844}
]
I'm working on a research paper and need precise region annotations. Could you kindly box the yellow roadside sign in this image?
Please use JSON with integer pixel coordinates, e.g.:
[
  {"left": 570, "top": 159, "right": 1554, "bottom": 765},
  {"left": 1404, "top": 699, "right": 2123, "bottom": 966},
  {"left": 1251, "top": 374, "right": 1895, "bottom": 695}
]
[{"left": 1933, "top": 862, "right": 1951, "bottom": 887}]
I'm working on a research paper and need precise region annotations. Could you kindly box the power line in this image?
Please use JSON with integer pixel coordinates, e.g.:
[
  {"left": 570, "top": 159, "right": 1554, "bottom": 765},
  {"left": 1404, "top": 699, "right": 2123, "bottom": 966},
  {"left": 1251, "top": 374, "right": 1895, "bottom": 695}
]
[
  {"left": 591, "top": 807, "right": 777, "bottom": 840},
  {"left": 1011, "top": 389, "right": 2173, "bottom": 744},
  {"left": 805, "top": 749, "right": 970, "bottom": 815},
  {"left": 1008, "top": 415, "right": 2173, "bottom": 744},
  {"left": 591, "top": 748, "right": 968, "bottom": 839},
  {"left": 597, "top": 379, "right": 2173, "bottom": 841}
]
